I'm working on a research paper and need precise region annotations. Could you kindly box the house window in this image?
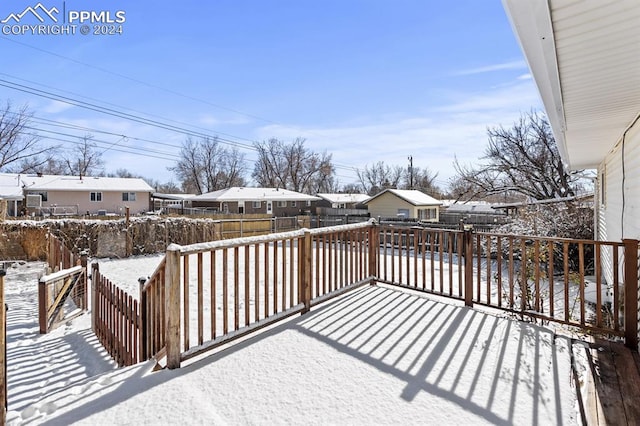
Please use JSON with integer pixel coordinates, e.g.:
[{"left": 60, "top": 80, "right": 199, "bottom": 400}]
[
  {"left": 418, "top": 208, "right": 437, "bottom": 220},
  {"left": 337, "top": 203, "right": 346, "bottom": 209},
  {"left": 122, "top": 192, "right": 136, "bottom": 201},
  {"left": 306, "top": 200, "right": 312, "bottom": 207},
  {"left": 253, "top": 201, "right": 261, "bottom": 209},
  {"left": 90, "top": 192, "right": 103, "bottom": 202},
  {"left": 277, "top": 201, "right": 286, "bottom": 208},
  {"left": 290, "top": 201, "right": 296, "bottom": 207},
  {"left": 397, "top": 209, "right": 409, "bottom": 218},
  {"left": 26, "top": 194, "right": 43, "bottom": 207}
]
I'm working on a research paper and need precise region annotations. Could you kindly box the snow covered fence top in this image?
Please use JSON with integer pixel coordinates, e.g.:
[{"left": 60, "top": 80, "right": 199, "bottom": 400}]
[
  {"left": 170, "top": 218, "right": 378, "bottom": 256},
  {"left": 39, "top": 265, "right": 83, "bottom": 283}
]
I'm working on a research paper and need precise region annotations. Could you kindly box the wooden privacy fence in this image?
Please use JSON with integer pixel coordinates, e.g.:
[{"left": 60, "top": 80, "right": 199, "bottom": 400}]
[
  {"left": 91, "top": 264, "right": 141, "bottom": 367},
  {"left": 48, "top": 232, "right": 80, "bottom": 271},
  {"left": 91, "top": 220, "right": 639, "bottom": 370}
]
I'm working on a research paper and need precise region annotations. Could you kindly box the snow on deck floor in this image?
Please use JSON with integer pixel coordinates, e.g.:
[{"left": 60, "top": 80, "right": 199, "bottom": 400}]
[{"left": 4, "top": 260, "right": 580, "bottom": 425}]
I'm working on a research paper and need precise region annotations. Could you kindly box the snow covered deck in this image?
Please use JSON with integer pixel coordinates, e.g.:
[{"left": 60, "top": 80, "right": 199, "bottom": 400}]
[{"left": 4, "top": 262, "right": 587, "bottom": 424}]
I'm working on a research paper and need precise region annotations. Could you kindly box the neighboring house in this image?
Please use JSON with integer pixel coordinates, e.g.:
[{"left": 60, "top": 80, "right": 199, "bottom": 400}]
[
  {"left": 314, "top": 193, "right": 370, "bottom": 216},
  {"left": 503, "top": 1, "right": 640, "bottom": 341},
  {"left": 315, "top": 193, "right": 369, "bottom": 209},
  {"left": 151, "top": 193, "right": 195, "bottom": 213},
  {"left": 364, "top": 189, "right": 441, "bottom": 221},
  {"left": 440, "top": 200, "right": 509, "bottom": 225},
  {"left": 186, "top": 187, "right": 320, "bottom": 216},
  {"left": 491, "top": 193, "right": 594, "bottom": 217},
  {"left": 0, "top": 173, "right": 25, "bottom": 217},
  {"left": 22, "top": 174, "right": 154, "bottom": 216}
]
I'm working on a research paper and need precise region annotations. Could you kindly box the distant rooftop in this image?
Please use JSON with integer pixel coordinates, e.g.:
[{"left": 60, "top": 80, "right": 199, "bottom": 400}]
[{"left": 189, "top": 187, "right": 321, "bottom": 202}]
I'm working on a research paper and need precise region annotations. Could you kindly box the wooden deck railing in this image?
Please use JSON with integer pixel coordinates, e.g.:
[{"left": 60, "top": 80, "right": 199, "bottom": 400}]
[
  {"left": 90, "top": 220, "right": 639, "bottom": 369},
  {"left": 376, "top": 225, "right": 638, "bottom": 349}
]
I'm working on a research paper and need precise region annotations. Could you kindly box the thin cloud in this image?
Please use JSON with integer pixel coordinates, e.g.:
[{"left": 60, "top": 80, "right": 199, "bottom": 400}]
[
  {"left": 254, "top": 79, "right": 542, "bottom": 186},
  {"left": 42, "top": 100, "right": 74, "bottom": 114},
  {"left": 455, "top": 60, "right": 528, "bottom": 76}
]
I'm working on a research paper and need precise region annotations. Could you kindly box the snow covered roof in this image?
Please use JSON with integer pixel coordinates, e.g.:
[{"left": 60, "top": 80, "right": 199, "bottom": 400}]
[
  {"left": 152, "top": 193, "right": 195, "bottom": 200},
  {"left": 22, "top": 174, "right": 155, "bottom": 192},
  {"left": 0, "top": 173, "right": 24, "bottom": 200},
  {"left": 189, "top": 187, "right": 321, "bottom": 202},
  {"left": 364, "top": 189, "right": 442, "bottom": 206},
  {"left": 444, "top": 202, "right": 503, "bottom": 214},
  {"left": 316, "top": 193, "right": 370, "bottom": 204}
]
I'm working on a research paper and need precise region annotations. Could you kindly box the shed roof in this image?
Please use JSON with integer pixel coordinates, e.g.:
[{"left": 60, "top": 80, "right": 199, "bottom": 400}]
[{"left": 364, "top": 189, "right": 441, "bottom": 206}]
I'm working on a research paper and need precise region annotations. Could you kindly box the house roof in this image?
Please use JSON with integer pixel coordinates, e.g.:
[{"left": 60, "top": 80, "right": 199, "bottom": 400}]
[
  {"left": 444, "top": 202, "right": 504, "bottom": 214},
  {"left": 189, "top": 187, "right": 321, "bottom": 202},
  {"left": 363, "top": 189, "right": 442, "bottom": 206},
  {"left": 492, "top": 192, "right": 594, "bottom": 210},
  {"left": 316, "top": 193, "right": 370, "bottom": 204},
  {"left": 0, "top": 173, "right": 25, "bottom": 200},
  {"left": 22, "top": 174, "right": 155, "bottom": 192},
  {"left": 152, "top": 193, "right": 195, "bottom": 200},
  {"left": 503, "top": 0, "right": 640, "bottom": 169}
]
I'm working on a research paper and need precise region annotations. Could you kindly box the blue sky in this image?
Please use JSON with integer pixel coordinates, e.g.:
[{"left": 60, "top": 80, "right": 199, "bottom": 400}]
[{"left": 0, "top": 0, "right": 541, "bottom": 190}]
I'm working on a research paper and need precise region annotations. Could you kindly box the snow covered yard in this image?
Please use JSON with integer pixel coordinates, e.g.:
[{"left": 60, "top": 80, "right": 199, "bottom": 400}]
[{"left": 3, "top": 259, "right": 582, "bottom": 425}]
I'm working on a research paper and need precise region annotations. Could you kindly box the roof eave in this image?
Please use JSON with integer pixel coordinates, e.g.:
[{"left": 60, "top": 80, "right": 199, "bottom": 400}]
[{"left": 502, "top": 0, "right": 571, "bottom": 168}]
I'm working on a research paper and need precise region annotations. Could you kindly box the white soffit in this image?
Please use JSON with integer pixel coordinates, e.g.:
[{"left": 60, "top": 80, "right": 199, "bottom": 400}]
[{"left": 503, "top": 0, "right": 640, "bottom": 170}]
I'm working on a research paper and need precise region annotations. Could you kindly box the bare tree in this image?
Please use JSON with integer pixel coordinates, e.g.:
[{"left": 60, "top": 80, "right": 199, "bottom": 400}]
[
  {"left": 170, "top": 136, "right": 247, "bottom": 194},
  {"left": 0, "top": 101, "right": 55, "bottom": 172},
  {"left": 252, "top": 137, "right": 335, "bottom": 194},
  {"left": 452, "top": 111, "right": 582, "bottom": 201},
  {"left": 357, "top": 161, "right": 403, "bottom": 195},
  {"left": 402, "top": 166, "right": 440, "bottom": 197},
  {"left": 341, "top": 182, "right": 364, "bottom": 193},
  {"left": 61, "top": 134, "right": 104, "bottom": 177}
]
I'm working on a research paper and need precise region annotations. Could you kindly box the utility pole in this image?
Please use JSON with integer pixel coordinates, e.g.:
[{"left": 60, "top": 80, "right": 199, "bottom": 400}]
[{"left": 408, "top": 155, "right": 414, "bottom": 189}]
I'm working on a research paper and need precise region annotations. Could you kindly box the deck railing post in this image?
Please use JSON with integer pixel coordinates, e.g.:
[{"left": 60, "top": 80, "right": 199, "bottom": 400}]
[
  {"left": 38, "top": 275, "right": 48, "bottom": 334},
  {"left": 1, "top": 269, "right": 7, "bottom": 425},
  {"left": 463, "top": 226, "right": 474, "bottom": 307},
  {"left": 623, "top": 239, "right": 638, "bottom": 350},
  {"left": 165, "top": 245, "right": 182, "bottom": 369},
  {"left": 300, "top": 231, "right": 312, "bottom": 313},
  {"left": 368, "top": 223, "right": 379, "bottom": 283}
]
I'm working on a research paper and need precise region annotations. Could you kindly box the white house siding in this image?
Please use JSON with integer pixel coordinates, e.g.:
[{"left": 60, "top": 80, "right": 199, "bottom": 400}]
[{"left": 598, "top": 118, "right": 640, "bottom": 341}]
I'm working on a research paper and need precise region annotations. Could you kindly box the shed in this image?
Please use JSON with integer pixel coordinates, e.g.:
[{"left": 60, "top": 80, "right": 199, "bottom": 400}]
[{"left": 363, "top": 189, "right": 441, "bottom": 221}]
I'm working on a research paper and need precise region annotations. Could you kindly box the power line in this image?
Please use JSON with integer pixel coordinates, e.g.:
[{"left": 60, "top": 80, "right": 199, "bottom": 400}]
[
  {"left": 0, "top": 76, "right": 360, "bottom": 175},
  {"left": 0, "top": 36, "right": 352, "bottom": 145}
]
